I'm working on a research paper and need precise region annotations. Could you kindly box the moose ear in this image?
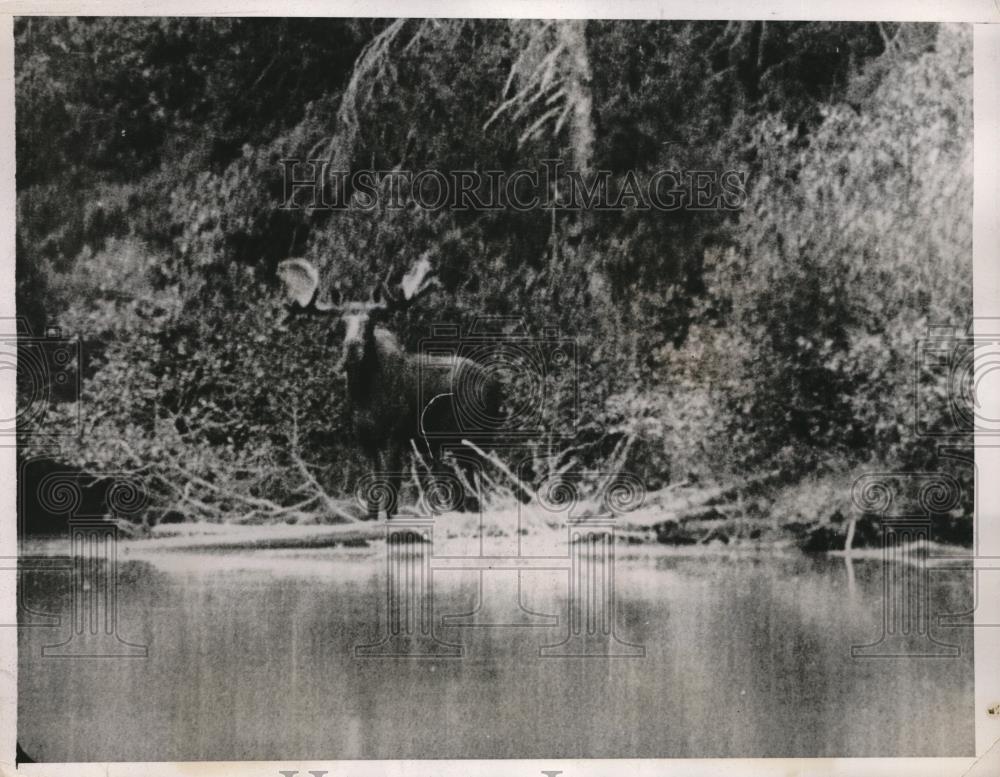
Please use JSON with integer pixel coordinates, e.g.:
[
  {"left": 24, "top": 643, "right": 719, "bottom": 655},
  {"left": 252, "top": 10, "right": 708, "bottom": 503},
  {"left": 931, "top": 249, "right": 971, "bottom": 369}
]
[{"left": 277, "top": 259, "right": 320, "bottom": 308}]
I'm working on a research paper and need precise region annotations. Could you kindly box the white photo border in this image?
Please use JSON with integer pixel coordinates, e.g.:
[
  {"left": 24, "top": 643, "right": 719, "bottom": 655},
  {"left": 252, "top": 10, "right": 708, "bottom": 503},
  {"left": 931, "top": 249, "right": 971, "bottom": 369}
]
[{"left": 1, "top": 3, "right": 998, "bottom": 776}]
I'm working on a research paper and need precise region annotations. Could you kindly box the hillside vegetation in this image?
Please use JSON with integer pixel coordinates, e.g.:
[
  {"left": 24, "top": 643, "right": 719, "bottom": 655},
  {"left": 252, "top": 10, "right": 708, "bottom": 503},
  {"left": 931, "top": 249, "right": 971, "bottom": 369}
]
[{"left": 15, "top": 20, "right": 972, "bottom": 547}]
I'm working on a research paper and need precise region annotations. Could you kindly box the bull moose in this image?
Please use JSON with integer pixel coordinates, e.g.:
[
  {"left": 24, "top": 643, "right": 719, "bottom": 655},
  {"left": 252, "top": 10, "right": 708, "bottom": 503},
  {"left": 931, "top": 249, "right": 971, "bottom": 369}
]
[{"left": 277, "top": 256, "right": 504, "bottom": 519}]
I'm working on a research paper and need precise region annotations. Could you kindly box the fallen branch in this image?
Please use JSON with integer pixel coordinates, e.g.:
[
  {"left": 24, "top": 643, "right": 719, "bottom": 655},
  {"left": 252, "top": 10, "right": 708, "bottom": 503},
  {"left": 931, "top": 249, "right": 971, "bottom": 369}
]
[
  {"left": 477, "top": 468, "right": 513, "bottom": 503},
  {"left": 409, "top": 439, "right": 434, "bottom": 474},
  {"left": 167, "top": 463, "right": 290, "bottom": 512},
  {"left": 597, "top": 433, "right": 636, "bottom": 497},
  {"left": 290, "top": 450, "right": 360, "bottom": 524},
  {"left": 445, "top": 457, "right": 478, "bottom": 505},
  {"left": 462, "top": 439, "right": 537, "bottom": 502},
  {"left": 288, "top": 405, "right": 360, "bottom": 523},
  {"left": 410, "top": 458, "right": 426, "bottom": 512}
]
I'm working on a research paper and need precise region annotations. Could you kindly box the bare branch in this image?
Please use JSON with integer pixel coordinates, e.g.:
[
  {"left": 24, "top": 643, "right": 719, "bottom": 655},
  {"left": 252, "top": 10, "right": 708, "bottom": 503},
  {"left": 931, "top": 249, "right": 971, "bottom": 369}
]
[
  {"left": 288, "top": 407, "right": 361, "bottom": 523},
  {"left": 462, "top": 439, "right": 537, "bottom": 502}
]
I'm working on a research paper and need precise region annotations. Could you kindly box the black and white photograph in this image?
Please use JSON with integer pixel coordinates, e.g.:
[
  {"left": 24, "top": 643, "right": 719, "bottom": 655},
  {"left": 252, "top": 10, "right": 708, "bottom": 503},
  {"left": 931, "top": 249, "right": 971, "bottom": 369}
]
[{"left": 5, "top": 4, "right": 1000, "bottom": 772}]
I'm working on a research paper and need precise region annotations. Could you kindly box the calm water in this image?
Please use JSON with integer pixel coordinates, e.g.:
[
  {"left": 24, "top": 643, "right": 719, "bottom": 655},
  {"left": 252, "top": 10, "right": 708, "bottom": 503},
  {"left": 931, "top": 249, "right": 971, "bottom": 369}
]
[{"left": 18, "top": 546, "right": 974, "bottom": 760}]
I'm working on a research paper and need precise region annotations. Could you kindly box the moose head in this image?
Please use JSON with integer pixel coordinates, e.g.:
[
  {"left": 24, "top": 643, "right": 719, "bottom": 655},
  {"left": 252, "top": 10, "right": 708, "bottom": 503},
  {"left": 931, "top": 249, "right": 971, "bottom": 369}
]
[
  {"left": 277, "top": 256, "right": 501, "bottom": 520},
  {"left": 278, "top": 255, "right": 436, "bottom": 360}
]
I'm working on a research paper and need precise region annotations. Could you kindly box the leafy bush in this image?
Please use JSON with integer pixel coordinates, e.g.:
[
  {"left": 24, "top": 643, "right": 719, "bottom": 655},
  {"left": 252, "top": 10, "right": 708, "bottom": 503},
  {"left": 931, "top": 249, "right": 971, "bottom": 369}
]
[
  {"left": 713, "top": 25, "right": 971, "bottom": 474},
  {"left": 15, "top": 20, "right": 973, "bottom": 528}
]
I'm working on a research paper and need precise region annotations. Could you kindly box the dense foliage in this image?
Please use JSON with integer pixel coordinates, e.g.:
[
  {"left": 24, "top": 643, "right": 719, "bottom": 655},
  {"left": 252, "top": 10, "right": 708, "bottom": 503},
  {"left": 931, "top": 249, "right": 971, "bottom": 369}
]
[{"left": 16, "top": 19, "right": 972, "bottom": 530}]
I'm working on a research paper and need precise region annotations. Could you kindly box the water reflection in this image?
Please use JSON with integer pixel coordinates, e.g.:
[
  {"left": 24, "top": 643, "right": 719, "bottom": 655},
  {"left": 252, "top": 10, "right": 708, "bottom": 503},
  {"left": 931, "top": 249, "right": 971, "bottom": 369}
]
[{"left": 19, "top": 549, "right": 973, "bottom": 760}]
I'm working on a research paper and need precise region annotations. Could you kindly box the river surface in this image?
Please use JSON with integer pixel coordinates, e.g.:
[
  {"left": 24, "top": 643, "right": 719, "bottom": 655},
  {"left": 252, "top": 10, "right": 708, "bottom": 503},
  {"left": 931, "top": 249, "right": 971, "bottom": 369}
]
[{"left": 18, "top": 545, "right": 974, "bottom": 761}]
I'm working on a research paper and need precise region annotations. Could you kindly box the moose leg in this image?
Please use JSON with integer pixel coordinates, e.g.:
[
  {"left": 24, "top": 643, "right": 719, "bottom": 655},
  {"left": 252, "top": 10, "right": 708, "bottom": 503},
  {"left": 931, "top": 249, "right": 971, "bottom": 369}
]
[
  {"left": 362, "top": 445, "right": 382, "bottom": 521},
  {"left": 385, "top": 442, "right": 403, "bottom": 520}
]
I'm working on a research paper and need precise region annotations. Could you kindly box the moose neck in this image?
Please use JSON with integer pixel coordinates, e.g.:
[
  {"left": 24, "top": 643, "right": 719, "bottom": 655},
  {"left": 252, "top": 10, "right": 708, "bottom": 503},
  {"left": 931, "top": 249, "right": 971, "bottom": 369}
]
[{"left": 344, "top": 320, "right": 384, "bottom": 403}]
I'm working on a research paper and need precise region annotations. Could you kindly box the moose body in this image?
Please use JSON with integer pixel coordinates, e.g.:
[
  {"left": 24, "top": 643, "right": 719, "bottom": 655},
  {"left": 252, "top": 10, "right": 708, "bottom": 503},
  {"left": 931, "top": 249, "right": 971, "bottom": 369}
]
[{"left": 278, "top": 257, "right": 502, "bottom": 518}]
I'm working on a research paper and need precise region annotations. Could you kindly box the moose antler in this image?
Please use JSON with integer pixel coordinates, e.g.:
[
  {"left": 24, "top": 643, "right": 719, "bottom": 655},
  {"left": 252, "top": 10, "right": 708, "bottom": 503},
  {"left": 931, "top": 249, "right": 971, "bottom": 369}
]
[
  {"left": 278, "top": 255, "right": 437, "bottom": 320},
  {"left": 379, "top": 254, "right": 438, "bottom": 310},
  {"left": 400, "top": 255, "right": 436, "bottom": 300},
  {"left": 277, "top": 259, "right": 340, "bottom": 312}
]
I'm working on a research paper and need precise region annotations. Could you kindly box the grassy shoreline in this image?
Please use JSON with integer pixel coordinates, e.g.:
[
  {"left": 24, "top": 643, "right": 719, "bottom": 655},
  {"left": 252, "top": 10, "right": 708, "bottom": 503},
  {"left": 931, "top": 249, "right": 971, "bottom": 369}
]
[
  {"left": 19, "top": 507, "right": 972, "bottom": 566},
  {"left": 19, "top": 466, "right": 973, "bottom": 560}
]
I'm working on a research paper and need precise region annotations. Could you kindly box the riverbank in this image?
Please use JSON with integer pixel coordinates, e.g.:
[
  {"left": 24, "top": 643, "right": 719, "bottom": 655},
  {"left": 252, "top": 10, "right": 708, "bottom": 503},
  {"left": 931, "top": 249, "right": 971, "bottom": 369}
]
[
  {"left": 19, "top": 499, "right": 972, "bottom": 567},
  {"left": 18, "top": 465, "right": 973, "bottom": 558}
]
